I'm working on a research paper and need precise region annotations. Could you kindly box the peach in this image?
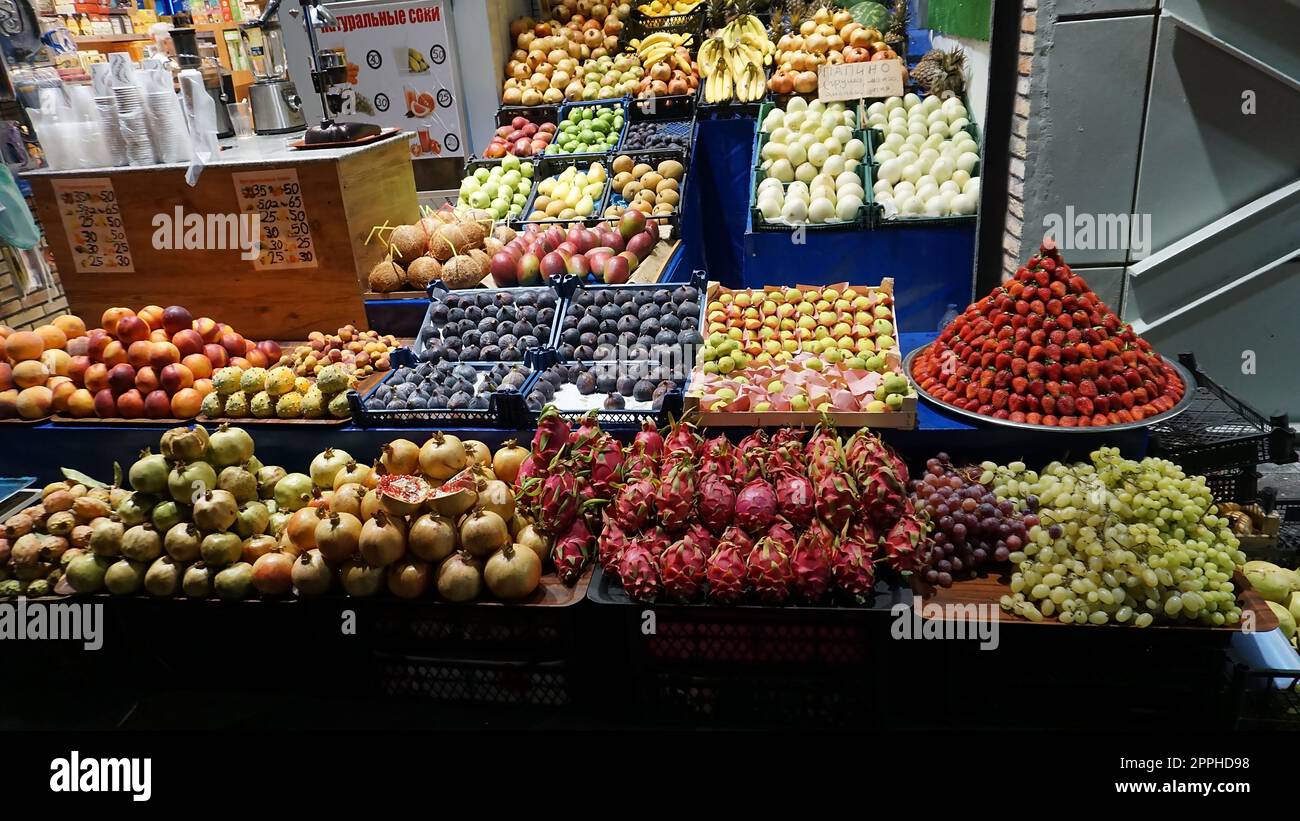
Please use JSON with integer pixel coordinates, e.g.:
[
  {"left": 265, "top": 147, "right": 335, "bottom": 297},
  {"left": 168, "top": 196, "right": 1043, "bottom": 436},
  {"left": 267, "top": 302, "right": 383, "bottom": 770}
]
[
  {"left": 16, "top": 385, "right": 52, "bottom": 419},
  {"left": 107, "top": 363, "right": 136, "bottom": 395},
  {"left": 0, "top": 388, "right": 16, "bottom": 418},
  {"left": 49, "top": 379, "right": 76, "bottom": 413},
  {"left": 228, "top": 357, "right": 251, "bottom": 370},
  {"left": 5, "top": 331, "right": 44, "bottom": 362},
  {"left": 12, "top": 359, "right": 49, "bottom": 389},
  {"left": 101, "top": 307, "right": 134, "bottom": 337},
  {"left": 134, "top": 366, "right": 160, "bottom": 395},
  {"left": 137, "top": 305, "right": 165, "bottom": 331},
  {"left": 67, "top": 356, "right": 91, "bottom": 387},
  {"left": 193, "top": 317, "right": 220, "bottom": 342},
  {"left": 114, "top": 314, "right": 149, "bottom": 345},
  {"left": 41, "top": 349, "right": 71, "bottom": 376},
  {"left": 85, "top": 329, "right": 110, "bottom": 361},
  {"left": 149, "top": 329, "right": 169, "bottom": 343},
  {"left": 101, "top": 340, "right": 128, "bottom": 368},
  {"left": 127, "top": 340, "right": 153, "bottom": 370},
  {"left": 243, "top": 338, "right": 256, "bottom": 355},
  {"left": 194, "top": 378, "right": 213, "bottom": 397},
  {"left": 149, "top": 341, "right": 181, "bottom": 370},
  {"left": 51, "top": 314, "right": 87, "bottom": 339},
  {"left": 220, "top": 331, "right": 246, "bottom": 360},
  {"left": 116, "top": 389, "right": 144, "bottom": 418},
  {"left": 160, "top": 363, "right": 194, "bottom": 394},
  {"left": 66, "top": 336, "right": 89, "bottom": 357},
  {"left": 34, "top": 324, "right": 67, "bottom": 351},
  {"left": 203, "top": 344, "right": 229, "bottom": 370},
  {"left": 181, "top": 353, "right": 211, "bottom": 380},
  {"left": 67, "top": 388, "right": 95, "bottom": 418},
  {"left": 257, "top": 340, "right": 283, "bottom": 363},
  {"left": 93, "top": 388, "right": 117, "bottom": 418},
  {"left": 145, "top": 390, "right": 172, "bottom": 418},
  {"left": 170, "top": 387, "right": 203, "bottom": 419},
  {"left": 83, "top": 363, "right": 110, "bottom": 394},
  {"left": 172, "top": 329, "right": 204, "bottom": 358},
  {"left": 162, "top": 306, "right": 194, "bottom": 337},
  {"left": 245, "top": 349, "right": 269, "bottom": 369},
  {"left": 0, "top": 362, "right": 10, "bottom": 390}
]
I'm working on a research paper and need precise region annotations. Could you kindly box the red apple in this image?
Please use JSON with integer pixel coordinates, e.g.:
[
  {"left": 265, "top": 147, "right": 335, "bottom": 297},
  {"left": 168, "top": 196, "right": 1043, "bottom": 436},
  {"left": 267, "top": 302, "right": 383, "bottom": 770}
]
[
  {"left": 144, "top": 389, "right": 172, "bottom": 418},
  {"left": 162, "top": 305, "right": 194, "bottom": 336},
  {"left": 107, "top": 363, "right": 136, "bottom": 395},
  {"left": 172, "top": 329, "right": 204, "bottom": 358},
  {"left": 93, "top": 388, "right": 117, "bottom": 418},
  {"left": 484, "top": 143, "right": 507, "bottom": 159}
]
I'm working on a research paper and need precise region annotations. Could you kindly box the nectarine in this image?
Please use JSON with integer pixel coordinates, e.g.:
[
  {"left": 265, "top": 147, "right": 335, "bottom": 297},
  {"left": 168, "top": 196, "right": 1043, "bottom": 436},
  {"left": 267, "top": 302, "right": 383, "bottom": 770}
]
[
  {"left": 182, "top": 353, "right": 212, "bottom": 379},
  {"left": 145, "top": 390, "right": 172, "bottom": 418},
  {"left": 115, "top": 315, "right": 149, "bottom": 345},
  {"left": 116, "top": 389, "right": 145, "bottom": 418},
  {"left": 138, "top": 305, "right": 165, "bottom": 331},
  {"left": 162, "top": 306, "right": 194, "bottom": 337},
  {"left": 135, "top": 366, "right": 160, "bottom": 394},
  {"left": 5, "top": 331, "right": 44, "bottom": 362},
  {"left": 93, "top": 388, "right": 117, "bottom": 418},
  {"left": 172, "top": 329, "right": 204, "bottom": 358},
  {"left": 51, "top": 314, "right": 87, "bottom": 339},
  {"left": 160, "top": 363, "right": 194, "bottom": 394},
  {"left": 170, "top": 387, "right": 203, "bottom": 418},
  {"left": 107, "top": 363, "right": 137, "bottom": 395},
  {"left": 84, "top": 363, "right": 110, "bottom": 393},
  {"left": 101, "top": 307, "right": 134, "bottom": 337},
  {"left": 148, "top": 341, "right": 181, "bottom": 370},
  {"left": 16, "top": 385, "right": 52, "bottom": 419},
  {"left": 34, "top": 324, "right": 67, "bottom": 351},
  {"left": 0, "top": 388, "right": 16, "bottom": 418},
  {"left": 41, "top": 349, "right": 71, "bottom": 376},
  {"left": 193, "top": 317, "right": 220, "bottom": 342},
  {"left": 203, "top": 344, "right": 229, "bottom": 370},
  {"left": 127, "top": 340, "right": 153, "bottom": 370},
  {"left": 67, "top": 388, "right": 95, "bottom": 417}
]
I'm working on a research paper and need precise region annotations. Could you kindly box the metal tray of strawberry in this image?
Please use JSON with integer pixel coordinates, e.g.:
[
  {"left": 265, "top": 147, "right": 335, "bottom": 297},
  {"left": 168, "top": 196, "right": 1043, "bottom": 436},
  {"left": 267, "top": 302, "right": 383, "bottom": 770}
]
[{"left": 411, "top": 284, "right": 561, "bottom": 362}]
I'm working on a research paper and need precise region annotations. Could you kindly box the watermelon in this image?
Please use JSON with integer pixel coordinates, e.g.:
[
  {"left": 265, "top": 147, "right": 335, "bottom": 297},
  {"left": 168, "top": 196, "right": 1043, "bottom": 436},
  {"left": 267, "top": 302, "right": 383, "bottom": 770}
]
[{"left": 849, "top": 1, "right": 890, "bottom": 30}]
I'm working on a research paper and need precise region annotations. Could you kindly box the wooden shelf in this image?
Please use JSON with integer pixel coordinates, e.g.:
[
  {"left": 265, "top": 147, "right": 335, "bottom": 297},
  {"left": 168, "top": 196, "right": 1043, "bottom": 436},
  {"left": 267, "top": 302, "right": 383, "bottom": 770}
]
[{"left": 74, "top": 34, "right": 148, "bottom": 44}]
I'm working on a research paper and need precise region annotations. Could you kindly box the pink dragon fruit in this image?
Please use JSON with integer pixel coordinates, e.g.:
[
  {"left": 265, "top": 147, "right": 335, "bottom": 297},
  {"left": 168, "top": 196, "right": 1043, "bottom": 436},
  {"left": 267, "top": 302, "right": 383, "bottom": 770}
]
[
  {"left": 773, "top": 468, "right": 816, "bottom": 528},
  {"left": 619, "top": 545, "right": 661, "bottom": 602},
  {"left": 597, "top": 519, "right": 632, "bottom": 578},
  {"left": 514, "top": 453, "right": 548, "bottom": 491},
  {"left": 746, "top": 538, "right": 793, "bottom": 605},
  {"left": 697, "top": 473, "right": 736, "bottom": 534},
  {"left": 633, "top": 419, "right": 664, "bottom": 458},
  {"left": 660, "top": 539, "right": 708, "bottom": 602},
  {"left": 804, "top": 419, "right": 841, "bottom": 483},
  {"left": 641, "top": 526, "right": 672, "bottom": 559},
  {"left": 663, "top": 416, "right": 702, "bottom": 461},
  {"left": 536, "top": 470, "right": 578, "bottom": 535},
  {"left": 845, "top": 429, "right": 909, "bottom": 527},
  {"left": 765, "top": 442, "right": 803, "bottom": 478},
  {"left": 734, "top": 478, "right": 778, "bottom": 534},
  {"left": 655, "top": 458, "right": 696, "bottom": 532},
  {"left": 621, "top": 450, "right": 657, "bottom": 480},
  {"left": 814, "top": 464, "right": 858, "bottom": 532},
  {"left": 790, "top": 529, "right": 833, "bottom": 602},
  {"left": 611, "top": 475, "right": 656, "bottom": 531},
  {"left": 698, "top": 435, "right": 736, "bottom": 484},
  {"left": 880, "top": 502, "right": 929, "bottom": 574},
  {"left": 684, "top": 522, "right": 715, "bottom": 555},
  {"left": 706, "top": 540, "right": 748, "bottom": 604},
  {"left": 531, "top": 404, "right": 571, "bottom": 464},
  {"left": 734, "top": 429, "right": 769, "bottom": 460},
  {"left": 720, "top": 525, "right": 755, "bottom": 553},
  {"left": 551, "top": 516, "right": 594, "bottom": 585},
  {"left": 770, "top": 426, "right": 805, "bottom": 452},
  {"left": 832, "top": 537, "right": 877, "bottom": 604},
  {"left": 765, "top": 518, "right": 797, "bottom": 555},
  {"left": 568, "top": 410, "right": 602, "bottom": 451},
  {"left": 587, "top": 433, "right": 625, "bottom": 499}
]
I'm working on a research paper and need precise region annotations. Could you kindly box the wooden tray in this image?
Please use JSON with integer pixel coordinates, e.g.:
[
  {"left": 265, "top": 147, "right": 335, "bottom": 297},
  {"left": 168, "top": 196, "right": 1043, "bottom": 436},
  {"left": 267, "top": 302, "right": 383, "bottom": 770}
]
[
  {"left": 909, "top": 569, "right": 1277, "bottom": 633},
  {"left": 0, "top": 416, "right": 51, "bottom": 425},
  {"left": 288, "top": 127, "right": 402, "bottom": 150}
]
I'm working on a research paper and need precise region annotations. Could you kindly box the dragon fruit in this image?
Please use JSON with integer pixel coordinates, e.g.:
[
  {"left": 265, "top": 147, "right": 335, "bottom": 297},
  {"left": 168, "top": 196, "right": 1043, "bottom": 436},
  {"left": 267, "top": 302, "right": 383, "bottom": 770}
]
[
  {"left": 641, "top": 526, "right": 672, "bottom": 559},
  {"left": 732, "top": 431, "right": 769, "bottom": 483},
  {"left": 832, "top": 537, "right": 877, "bottom": 604},
  {"left": 880, "top": 502, "right": 929, "bottom": 574},
  {"left": 845, "top": 429, "right": 909, "bottom": 527},
  {"left": 569, "top": 410, "right": 602, "bottom": 452},
  {"left": 772, "top": 468, "right": 816, "bottom": 528},
  {"left": 597, "top": 519, "right": 632, "bottom": 577},
  {"left": 770, "top": 426, "right": 805, "bottom": 452},
  {"left": 611, "top": 475, "right": 656, "bottom": 531},
  {"left": 660, "top": 539, "right": 708, "bottom": 602},
  {"left": 697, "top": 473, "right": 736, "bottom": 534},
  {"left": 765, "top": 518, "right": 797, "bottom": 555},
  {"left": 532, "top": 405, "right": 570, "bottom": 465},
  {"left": 663, "top": 416, "right": 702, "bottom": 461},
  {"left": 551, "top": 516, "right": 594, "bottom": 584},
  {"left": 734, "top": 478, "right": 778, "bottom": 534},
  {"left": 765, "top": 442, "right": 803, "bottom": 478},
  {"left": 814, "top": 464, "right": 858, "bottom": 532},
  {"left": 655, "top": 458, "right": 696, "bottom": 532},
  {"left": 706, "top": 540, "right": 748, "bottom": 604},
  {"left": 790, "top": 529, "right": 833, "bottom": 602},
  {"left": 804, "top": 420, "right": 841, "bottom": 482},
  {"left": 633, "top": 419, "right": 664, "bottom": 458},
  {"left": 536, "top": 470, "right": 578, "bottom": 535},
  {"left": 683, "top": 522, "right": 715, "bottom": 555},
  {"left": 622, "top": 450, "right": 657, "bottom": 480},
  {"left": 587, "top": 434, "right": 625, "bottom": 499},
  {"left": 720, "top": 525, "right": 755, "bottom": 553},
  {"left": 514, "top": 453, "right": 548, "bottom": 491},
  {"left": 734, "top": 429, "right": 769, "bottom": 460},
  {"left": 698, "top": 435, "right": 736, "bottom": 484},
  {"left": 746, "top": 538, "right": 793, "bottom": 605},
  {"left": 619, "top": 545, "right": 661, "bottom": 602}
]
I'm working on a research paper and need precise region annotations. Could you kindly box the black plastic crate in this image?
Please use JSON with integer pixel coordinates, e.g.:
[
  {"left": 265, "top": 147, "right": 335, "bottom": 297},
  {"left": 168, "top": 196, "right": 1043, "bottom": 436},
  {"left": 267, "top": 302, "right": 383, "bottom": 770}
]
[
  {"left": 625, "top": 91, "right": 695, "bottom": 124},
  {"left": 1259, "top": 491, "right": 1300, "bottom": 567},
  {"left": 627, "top": 5, "right": 704, "bottom": 41},
  {"left": 372, "top": 654, "right": 576, "bottom": 707},
  {"left": 348, "top": 348, "right": 527, "bottom": 428},
  {"left": 749, "top": 124, "right": 872, "bottom": 232},
  {"left": 515, "top": 154, "right": 614, "bottom": 226},
  {"left": 1229, "top": 665, "right": 1300, "bottom": 730},
  {"left": 604, "top": 147, "right": 689, "bottom": 220},
  {"left": 518, "top": 354, "right": 688, "bottom": 427},
  {"left": 621, "top": 99, "right": 696, "bottom": 156},
  {"left": 411, "top": 281, "right": 564, "bottom": 360},
  {"left": 551, "top": 98, "right": 630, "bottom": 160},
  {"left": 494, "top": 104, "right": 560, "bottom": 129},
  {"left": 460, "top": 156, "right": 542, "bottom": 223},
  {"left": 1148, "top": 353, "right": 1295, "bottom": 502}
]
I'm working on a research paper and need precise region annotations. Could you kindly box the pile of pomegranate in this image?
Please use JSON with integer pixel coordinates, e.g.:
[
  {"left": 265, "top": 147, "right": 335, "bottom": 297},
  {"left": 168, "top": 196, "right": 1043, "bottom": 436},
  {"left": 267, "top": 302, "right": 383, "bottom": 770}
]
[
  {"left": 911, "top": 240, "right": 1185, "bottom": 428},
  {"left": 519, "top": 410, "right": 928, "bottom": 606}
]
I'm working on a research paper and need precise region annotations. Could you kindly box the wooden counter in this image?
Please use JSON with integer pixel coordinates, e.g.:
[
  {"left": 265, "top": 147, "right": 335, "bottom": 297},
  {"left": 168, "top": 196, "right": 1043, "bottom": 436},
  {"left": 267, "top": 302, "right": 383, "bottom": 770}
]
[{"left": 24, "top": 132, "right": 420, "bottom": 339}]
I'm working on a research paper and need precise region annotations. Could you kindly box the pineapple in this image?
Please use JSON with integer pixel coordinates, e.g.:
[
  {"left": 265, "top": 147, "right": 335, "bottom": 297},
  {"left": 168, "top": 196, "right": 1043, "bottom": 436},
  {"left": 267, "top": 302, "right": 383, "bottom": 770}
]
[
  {"left": 884, "top": 0, "right": 909, "bottom": 48},
  {"left": 912, "top": 46, "right": 967, "bottom": 98},
  {"left": 705, "top": 0, "right": 728, "bottom": 32}
]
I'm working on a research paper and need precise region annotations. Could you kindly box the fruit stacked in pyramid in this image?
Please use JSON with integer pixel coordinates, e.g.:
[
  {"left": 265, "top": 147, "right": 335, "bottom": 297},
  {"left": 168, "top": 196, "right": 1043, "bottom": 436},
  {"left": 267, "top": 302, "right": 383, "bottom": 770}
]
[{"left": 911, "top": 240, "right": 1185, "bottom": 428}]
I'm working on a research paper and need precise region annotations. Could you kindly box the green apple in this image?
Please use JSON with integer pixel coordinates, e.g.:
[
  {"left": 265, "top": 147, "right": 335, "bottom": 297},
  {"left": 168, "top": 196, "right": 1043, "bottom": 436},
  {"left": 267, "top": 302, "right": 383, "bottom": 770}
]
[
  {"left": 790, "top": 394, "right": 810, "bottom": 411},
  {"left": 501, "top": 154, "right": 521, "bottom": 172},
  {"left": 473, "top": 167, "right": 490, "bottom": 183},
  {"left": 886, "top": 393, "right": 905, "bottom": 410},
  {"left": 460, "top": 177, "right": 480, "bottom": 196},
  {"left": 520, "top": 163, "right": 534, "bottom": 179},
  {"left": 512, "top": 192, "right": 528, "bottom": 207},
  {"left": 481, "top": 180, "right": 500, "bottom": 200},
  {"left": 469, "top": 190, "right": 491, "bottom": 210}
]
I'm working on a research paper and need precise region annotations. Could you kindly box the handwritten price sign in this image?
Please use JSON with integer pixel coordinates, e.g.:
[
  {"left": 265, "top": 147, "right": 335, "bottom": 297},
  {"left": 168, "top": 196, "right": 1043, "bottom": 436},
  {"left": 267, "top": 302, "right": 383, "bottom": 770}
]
[
  {"left": 817, "top": 59, "right": 905, "bottom": 102},
  {"left": 231, "top": 169, "right": 319, "bottom": 271},
  {"left": 50, "top": 178, "right": 134, "bottom": 273}
]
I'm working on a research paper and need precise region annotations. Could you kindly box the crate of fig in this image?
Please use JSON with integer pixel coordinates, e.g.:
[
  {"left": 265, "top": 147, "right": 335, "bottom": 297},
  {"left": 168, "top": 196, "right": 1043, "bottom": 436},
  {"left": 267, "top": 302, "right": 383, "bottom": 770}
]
[{"left": 686, "top": 280, "right": 917, "bottom": 428}]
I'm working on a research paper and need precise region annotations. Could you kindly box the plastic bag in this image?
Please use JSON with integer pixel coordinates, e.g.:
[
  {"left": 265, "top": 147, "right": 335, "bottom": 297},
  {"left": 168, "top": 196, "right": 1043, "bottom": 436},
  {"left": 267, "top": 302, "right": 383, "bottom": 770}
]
[{"left": 179, "top": 69, "right": 219, "bottom": 186}]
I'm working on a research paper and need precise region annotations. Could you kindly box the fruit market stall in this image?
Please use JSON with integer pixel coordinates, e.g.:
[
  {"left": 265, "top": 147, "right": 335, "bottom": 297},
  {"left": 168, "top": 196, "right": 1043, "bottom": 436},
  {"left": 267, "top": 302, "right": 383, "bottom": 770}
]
[{"left": 23, "top": 132, "right": 420, "bottom": 340}]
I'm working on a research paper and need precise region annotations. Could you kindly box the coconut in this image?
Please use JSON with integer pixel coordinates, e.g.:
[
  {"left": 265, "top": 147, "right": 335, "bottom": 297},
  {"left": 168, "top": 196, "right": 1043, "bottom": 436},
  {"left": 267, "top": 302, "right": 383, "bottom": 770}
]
[
  {"left": 406, "top": 256, "right": 443, "bottom": 290},
  {"left": 442, "top": 255, "right": 486, "bottom": 289},
  {"left": 429, "top": 223, "right": 468, "bottom": 262},
  {"left": 468, "top": 249, "right": 491, "bottom": 277},
  {"left": 390, "top": 224, "right": 429, "bottom": 262},
  {"left": 368, "top": 259, "right": 405, "bottom": 292},
  {"left": 492, "top": 224, "right": 517, "bottom": 244}
]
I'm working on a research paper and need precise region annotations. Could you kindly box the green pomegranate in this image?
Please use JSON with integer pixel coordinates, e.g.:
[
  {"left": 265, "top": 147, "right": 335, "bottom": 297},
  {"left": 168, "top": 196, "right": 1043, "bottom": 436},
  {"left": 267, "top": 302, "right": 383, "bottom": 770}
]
[
  {"left": 88, "top": 517, "right": 125, "bottom": 557},
  {"left": 128, "top": 448, "right": 170, "bottom": 495},
  {"left": 25, "top": 579, "right": 51, "bottom": 598},
  {"left": 217, "top": 464, "right": 258, "bottom": 504},
  {"left": 144, "top": 556, "right": 183, "bottom": 597},
  {"left": 234, "top": 501, "right": 270, "bottom": 539},
  {"left": 115, "top": 493, "right": 155, "bottom": 527},
  {"left": 193, "top": 490, "right": 239, "bottom": 532},
  {"left": 0, "top": 579, "right": 21, "bottom": 597},
  {"left": 207, "top": 424, "right": 255, "bottom": 468},
  {"left": 181, "top": 562, "right": 214, "bottom": 598},
  {"left": 245, "top": 454, "right": 264, "bottom": 475},
  {"left": 120, "top": 524, "right": 163, "bottom": 562},
  {"left": 65, "top": 553, "right": 112, "bottom": 593},
  {"left": 104, "top": 558, "right": 146, "bottom": 595},
  {"left": 256, "top": 466, "right": 287, "bottom": 499},
  {"left": 291, "top": 549, "right": 332, "bottom": 596},
  {"left": 213, "top": 562, "right": 254, "bottom": 600},
  {"left": 274, "top": 473, "right": 313, "bottom": 512},
  {"left": 169, "top": 460, "right": 217, "bottom": 503},
  {"left": 309, "top": 448, "right": 354, "bottom": 490},
  {"left": 200, "top": 532, "right": 242, "bottom": 567},
  {"left": 160, "top": 424, "right": 210, "bottom": 462},
  {"left": 339, "top": 557, "right": 384, "bottom": 597},
  {"left": 267, "top": 510, "right": 290, "bottom": 538},
  {"left": 164, "top": 523, "right": 202, "bottom": 562},
  {"left": 150, "top": 500, "right": 186, "bottom": 534}
]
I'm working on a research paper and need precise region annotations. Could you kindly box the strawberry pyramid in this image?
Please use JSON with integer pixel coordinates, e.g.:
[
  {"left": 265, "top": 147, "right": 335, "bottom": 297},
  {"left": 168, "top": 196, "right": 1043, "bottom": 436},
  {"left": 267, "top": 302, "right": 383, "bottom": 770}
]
[{"left": 911, "top": 240, "right": 1184, "bottom": 428}]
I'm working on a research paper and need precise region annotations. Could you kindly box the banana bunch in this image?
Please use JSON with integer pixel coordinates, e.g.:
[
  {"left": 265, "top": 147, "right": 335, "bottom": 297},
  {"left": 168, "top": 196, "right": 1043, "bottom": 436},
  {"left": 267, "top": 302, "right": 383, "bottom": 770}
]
[
  {"left": 698, "top": 14, "right": 774, "bottom": 103},
  {"left": 629, "top": 31, "right": 696, "bottom": 67}
]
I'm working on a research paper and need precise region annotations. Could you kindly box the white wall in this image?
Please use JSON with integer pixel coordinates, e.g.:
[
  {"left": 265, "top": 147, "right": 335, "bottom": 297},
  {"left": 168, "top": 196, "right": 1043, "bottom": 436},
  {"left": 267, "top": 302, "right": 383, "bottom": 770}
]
[{"left": 928, "top": 33, "right": 989, "bottom": 130}]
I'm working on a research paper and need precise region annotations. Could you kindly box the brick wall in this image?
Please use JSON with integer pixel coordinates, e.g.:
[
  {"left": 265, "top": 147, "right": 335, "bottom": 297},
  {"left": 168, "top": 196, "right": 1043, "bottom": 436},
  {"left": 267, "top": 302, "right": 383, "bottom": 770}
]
[
  {"left": 0, "top": 246, "right": 70, "bottom": 331},
  {"left": 1003, "top": 0, "right": 1039, "bottom": 280}
]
